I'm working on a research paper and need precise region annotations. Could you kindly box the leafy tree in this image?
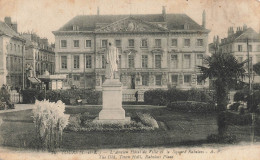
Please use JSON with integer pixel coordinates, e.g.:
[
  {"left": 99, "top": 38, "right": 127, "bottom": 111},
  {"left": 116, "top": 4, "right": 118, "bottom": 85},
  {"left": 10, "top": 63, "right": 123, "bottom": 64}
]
[{"left": 253, "top": 62, "right": 260, "bottom": 76}]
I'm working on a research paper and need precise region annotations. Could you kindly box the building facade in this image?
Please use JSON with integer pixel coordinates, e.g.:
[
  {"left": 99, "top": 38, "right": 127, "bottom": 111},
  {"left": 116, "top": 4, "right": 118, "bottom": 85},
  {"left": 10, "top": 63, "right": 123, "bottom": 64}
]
[
  {"left": 217, "top": 26, "right": 260, "bottom": 84},
  {"left": 53, "top": 8, "right": 210, "bottom": 91},
  {"left": 0, "top": 17, "right": 26, "bottom": 89}
]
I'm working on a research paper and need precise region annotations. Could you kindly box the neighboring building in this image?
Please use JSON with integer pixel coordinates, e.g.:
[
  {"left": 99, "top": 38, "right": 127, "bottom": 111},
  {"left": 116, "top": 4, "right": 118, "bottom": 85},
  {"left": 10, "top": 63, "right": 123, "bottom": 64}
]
[
  {"left": 53, "top": 8, "right": 210, "bottom": 91},
  {"left": 0, "top": 17, "right": 26, "bottom": 89},
  {"left": 217, "top": 25, "right": 260, "bottom": 84},
  {"left": 21, "top": 32, "right": 55, "bottom": 88}
]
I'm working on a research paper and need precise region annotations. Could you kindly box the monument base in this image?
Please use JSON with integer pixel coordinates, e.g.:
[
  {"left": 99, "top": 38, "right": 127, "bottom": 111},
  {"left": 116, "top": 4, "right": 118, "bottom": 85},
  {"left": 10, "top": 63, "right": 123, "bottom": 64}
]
[
  {"left": 93, "top": 117, "right": 131, "bottom": 124},
  {"left": 97, "top": 79, "right": 130, "bottom": 123}
]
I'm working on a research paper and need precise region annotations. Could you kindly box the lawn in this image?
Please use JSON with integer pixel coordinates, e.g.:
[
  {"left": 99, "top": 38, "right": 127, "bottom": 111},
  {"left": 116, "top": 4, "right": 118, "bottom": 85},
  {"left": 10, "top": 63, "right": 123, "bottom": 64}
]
[{"left": 0, "top": 106, "right": 258, "bottom": 151}]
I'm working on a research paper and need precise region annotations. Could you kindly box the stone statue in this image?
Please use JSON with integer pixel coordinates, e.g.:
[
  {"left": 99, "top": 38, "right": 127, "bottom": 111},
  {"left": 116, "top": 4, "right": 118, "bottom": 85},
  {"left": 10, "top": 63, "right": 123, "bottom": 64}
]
[{"left": 105, "top": 42, "right": 119, "bottom": 79}]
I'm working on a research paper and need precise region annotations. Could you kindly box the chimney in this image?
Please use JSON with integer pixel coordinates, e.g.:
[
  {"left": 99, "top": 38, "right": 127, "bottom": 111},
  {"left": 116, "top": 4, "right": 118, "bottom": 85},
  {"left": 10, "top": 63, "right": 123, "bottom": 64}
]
[
  {"left": 4, "top": 17, "right": 11, "bottom": 25},
  {"left": 162, "top": 6, "right": 166, "bottom": 21},
  {"left": 202, "top": 10, "right": 206, "bottom": 28},
  {"left": 97, "top": 7, "right": 100, "bottom": 15},
  {"left": 243, "top": 24, "right": 247, "bottom": 31}
]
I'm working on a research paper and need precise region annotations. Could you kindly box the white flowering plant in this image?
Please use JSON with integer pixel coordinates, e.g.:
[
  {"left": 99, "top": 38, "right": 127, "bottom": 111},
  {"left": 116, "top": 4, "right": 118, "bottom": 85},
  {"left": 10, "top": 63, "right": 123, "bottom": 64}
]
[{"left": 33, "top": 99, "right": 69, "bottom": 151}]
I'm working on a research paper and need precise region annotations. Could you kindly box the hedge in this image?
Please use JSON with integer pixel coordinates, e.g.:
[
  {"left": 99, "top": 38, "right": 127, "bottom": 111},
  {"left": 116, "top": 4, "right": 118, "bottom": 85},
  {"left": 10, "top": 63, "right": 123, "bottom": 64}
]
[
  {"left": 167, "top": 101, "right": 217, "bottom": 112},
  {"left": 223, "top": 111, "right": 252, "bottom": 125},
  {"left": 144, "top": 88, "right": 214, "bottom": 105},
  {"left": 21, "top": 89, "right": 102, "bottom": 105}
]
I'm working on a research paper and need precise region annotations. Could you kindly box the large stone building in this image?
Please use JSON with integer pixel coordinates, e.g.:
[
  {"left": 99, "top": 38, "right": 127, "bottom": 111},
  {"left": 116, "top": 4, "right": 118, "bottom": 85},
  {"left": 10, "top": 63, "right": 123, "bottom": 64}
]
[
  {"left": 53, "top": 8, "right": 210, "bottom": 91},
  {"left": 217, "top": 26, "right": 260, "bottom": 84},
  {"left": 0, "top": 17, "right": 26, "bottom": 89}
]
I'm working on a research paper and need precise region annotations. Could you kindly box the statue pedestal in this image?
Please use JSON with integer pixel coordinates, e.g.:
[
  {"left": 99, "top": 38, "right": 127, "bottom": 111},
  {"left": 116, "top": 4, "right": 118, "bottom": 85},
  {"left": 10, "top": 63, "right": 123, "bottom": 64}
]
[{"left": 95, "top": 79, "right": 130, "bottom": 124}]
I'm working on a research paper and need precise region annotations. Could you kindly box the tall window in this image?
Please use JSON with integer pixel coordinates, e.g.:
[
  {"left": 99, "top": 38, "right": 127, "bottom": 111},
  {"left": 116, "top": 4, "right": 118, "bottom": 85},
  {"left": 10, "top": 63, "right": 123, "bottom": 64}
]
[
  {"left": 73, "top": 55, "right": 79, "bottom": 69},
  {"left": 171, "top": 39, "right": 177, "bottom": 47},
  {"left": 101, "top": 40, "right": 108, "bottom": 48},
  {"left": 128, "top": 39, "right": 134, "bottom": 47},
  {"left": 183, "top": 54, "right": 191, "bottom": 69},
  {"left": 73, "top": 75, "right": 80, "bottom": 81},
  {"left": 10, "top": 43, "right": 12, "bottom": 50},
  {"left": 115, "top": 40, "right": 121, "bottom": 48},
  {"left": 61, "top": 56, "right": 67, "bottom": 69},
  {"left": 171, "top": 75, "right": 178, "bottom": 85},
  {"left": 238, "top": 45, "right": 243, "bottom": 52},
  {"left": 86, "top": 55, "right": 92, "bottom": 68},
  {"left": 142, "top": 75, "right": 149, "bottom": 86},
  {"left": 128, "top": 55, "right": 135, "bottom": 68},
  {"left": 155, "top": 75, "right": 162, "bottom": 86},
  {"left": 248, "top": 45, "right": 252, "bottom": 52},
  {"left": 141, "top": 39, "right": 148, "bottom": 48},
  {"left": 197, "top": 39, "right": 203, "bottom": 46},
  {"left": 184, "top": 75, "right": 191, "bottom": 85},
  {"left": 155, "top": 39, "right": 161, "bottom": 48},
  {"left": 86, "top": 40, "right": 91, "bottom": 47},
  {"left": 74, "top": 40, "right": 79, "bottom": 47},
  {"left": 184, "top": 39, "right": 190, "bottom": 47},
  {"left": 118, "top": 55, "right": 121, "bottom": 68},
  {"left": 197, "top": 75, "right": 205, "bottom": 85},
  {"left": 142, "top": 55, "right": 148, "bottom": 68},
  {"left": 171, "top": 54, "right": 178, "bottom": 68},
  {"left": 196, "top": 54, "right": 203, "bottom": 66},
  {"left": 14, "top": 44, "right": 16, "bottom": 51},
  {"left": 61, "top": 40, "right": 67, "bottom": 48},
  {"left": 155, "top": 55, "right": 161, "bottom": 68},
  {"left": 101, "top": 55, "right": 106, "bottom": 68}
]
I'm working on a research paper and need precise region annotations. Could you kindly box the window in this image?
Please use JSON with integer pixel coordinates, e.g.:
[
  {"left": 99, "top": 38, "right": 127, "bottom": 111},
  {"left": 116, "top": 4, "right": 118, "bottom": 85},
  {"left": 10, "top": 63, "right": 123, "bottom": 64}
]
[
  {"left": 171, "top": 54, "right": 178, "bottom": 68},
  {"left": 155, "top": 39, "right": 161, "bottom": 48},
  {"left": 196, "top": 54, "right": 203, "bottom": 66},
  {"left": 102, "top": 75, "right": 106, "bottom": 84},
  {"left": 115, "top": 40, "right": 121, "bottom": 48},
  {"left": 155, "top": 75, "right": 162, "bottom": 86},
  {"left": 248, "top": 45, "right": 252, "bottom": 52},
  {"left": 141, "top": 39, "right": 148, "bottom": 48},
  {"left": 18, "top": 45, "right": 20, "bottom": 52},
  {"left": 74, "top": 40, "right": 79, "bottom": 47},
  {"left": 61, "top": 40, "right": 67, "bottom": 48},
  {"left": 118, "top": 55, "right": 121, "bottom": 68},
  {"left": 86, "top": 40, "right": 91, "bottom": 47},
  {"left": 184, "top": 39, "right": 190, "bottom": 47},
  {"left": 197, "top": 75, "right": 205, "bottom": 85},
  {"left": 101, "top": 55, "right": 106, "bottom": 68},
  {"left": 128, "top": 55, "right": 135, "bottom": 68},
  {"left": 73, "top": 75, "right": 80, "bottom": 81},
  {"left": 61, "top": 56, "right": 67, "bottom": 69},
  {"left": 142, "top": 55, "right": 148, "bottom": 68},
  {"left": 155, "top": 55, "right": 161, "bottom": 68},
  {"left": 10, "top": 43, "right": 12, "bottom": 50},
  {"left": 197, "top": 39, "right": 203, "bottom": 46},
  {"left": 184, "top": 75, "right": 191, "bottom": 84},
  {"left": 73, "top": 56, "right": 79, "bottom": 69},
  {"left": 101, "top": 40, "right": 108, "bottom": 48},
  {"left": 171, "top": 39, "right": 177, "bottom": 47},
  {"left": 14, "top": 44, "right": 16, "bottom": 51},
  {"left": 86, "top": 55, "right": 92, "bottom": 68},
  {"left": 128, "top": 39, "right": 134, "bottom": 47},
  {"left": 142, "top": 74, "right": 149, "bottom": 86},
  {"left": 183, "top": 54, "right": 191, "bottom": 69},
  {"left": 171, "top": 75, "right": 178, "bottom": 85},
  {"left": 238, "top": 45, "right": 243, "bottom": 52}
]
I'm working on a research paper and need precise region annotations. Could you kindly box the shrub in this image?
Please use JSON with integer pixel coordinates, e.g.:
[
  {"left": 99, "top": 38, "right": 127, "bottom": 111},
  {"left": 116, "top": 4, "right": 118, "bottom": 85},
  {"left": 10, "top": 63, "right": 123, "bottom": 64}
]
[
  {"left": 207, "top": 134, "right": 237, "bottom": 144},
  {"left": 229, "top": 103, "right": 240, "bottom": 111},
  {"left": 223, "top": 111, "right": 252, "bottom": 125},
  {"left": 234, "top": 91, "right": 247, "bottom": 102},
  {"left": 0, "top": 85, "right": 10, "bottom": 102},
  {"left": 21, "top": 89, "right": 39, "bottom": 104},
  {"left": 33, "top": 100, "right": 70, "bottom": 151},
  {"left": 167, "top": 101, "right": 217, "bottom": 112},
  {"left": 144, "top": 88, "right": 214, "bottom": 105},
  {"left": 0, "top": 101, "right": 6, "bottom": 110},
  {"left": 136, "top": 112, "right": 159, "bottom": 128}
]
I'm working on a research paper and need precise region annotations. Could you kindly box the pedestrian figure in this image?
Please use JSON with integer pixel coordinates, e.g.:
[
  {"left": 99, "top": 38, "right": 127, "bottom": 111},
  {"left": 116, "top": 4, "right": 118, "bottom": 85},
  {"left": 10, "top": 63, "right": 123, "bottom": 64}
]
[{"left": 135, "top": 91, "right": 138, "bottom": 105}]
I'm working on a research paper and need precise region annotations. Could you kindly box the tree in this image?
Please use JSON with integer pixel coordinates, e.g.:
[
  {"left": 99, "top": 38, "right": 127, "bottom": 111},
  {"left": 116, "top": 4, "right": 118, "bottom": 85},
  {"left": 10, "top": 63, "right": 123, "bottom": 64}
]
[
  {"left": 198, "top": 53, "right": 246, "bottom": 111},
  {"left": 253, "top": 62, "right": 260, "bottom": 76}
]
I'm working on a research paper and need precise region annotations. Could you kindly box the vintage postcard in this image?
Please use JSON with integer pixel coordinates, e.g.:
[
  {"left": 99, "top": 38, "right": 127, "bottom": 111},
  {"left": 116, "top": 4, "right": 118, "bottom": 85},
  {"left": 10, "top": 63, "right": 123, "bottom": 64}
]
[{"left": 0, "top": 0, "right": 260, "bottom": 159}]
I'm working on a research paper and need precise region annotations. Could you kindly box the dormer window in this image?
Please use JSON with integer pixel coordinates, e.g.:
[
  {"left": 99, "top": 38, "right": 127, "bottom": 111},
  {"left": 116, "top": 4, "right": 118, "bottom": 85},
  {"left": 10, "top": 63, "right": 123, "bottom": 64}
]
[
  {"left": 184, "top": 23, "right": 190, "bottom": 30},
  {"left": 73, "top": 25, "right": 79, "bottom": 31}
]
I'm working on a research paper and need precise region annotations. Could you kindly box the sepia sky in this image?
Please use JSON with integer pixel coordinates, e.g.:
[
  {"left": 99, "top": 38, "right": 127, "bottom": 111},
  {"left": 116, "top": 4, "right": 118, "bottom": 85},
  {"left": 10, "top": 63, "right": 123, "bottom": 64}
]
[{"left": 0, "top": 0, "right": 260, "bottom": 43}]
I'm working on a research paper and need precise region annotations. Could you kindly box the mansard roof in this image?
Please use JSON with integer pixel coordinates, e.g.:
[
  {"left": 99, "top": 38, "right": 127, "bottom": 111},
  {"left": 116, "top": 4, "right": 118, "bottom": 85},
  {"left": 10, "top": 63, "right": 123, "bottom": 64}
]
[{"left": 54, "top": 14, "right": 209, "bottom": 33}]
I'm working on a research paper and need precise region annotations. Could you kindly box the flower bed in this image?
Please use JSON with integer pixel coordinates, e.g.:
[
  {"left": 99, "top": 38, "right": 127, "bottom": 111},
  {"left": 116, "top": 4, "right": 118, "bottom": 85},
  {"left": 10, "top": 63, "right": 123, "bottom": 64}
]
[{"left": 66, "top": 112, "right": 159, "bottom": 132}]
